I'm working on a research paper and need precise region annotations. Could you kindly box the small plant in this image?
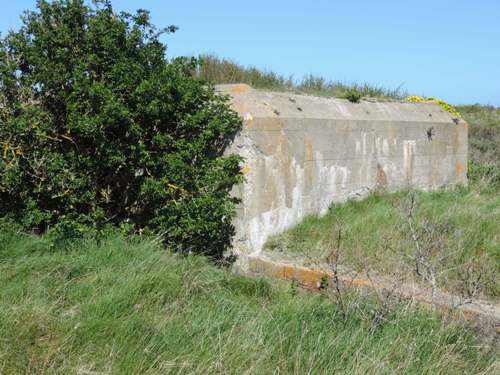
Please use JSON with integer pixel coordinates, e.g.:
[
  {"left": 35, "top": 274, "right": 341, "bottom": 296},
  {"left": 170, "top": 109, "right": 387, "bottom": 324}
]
[
  {"left": 290, "top": 279, "right": 299, "bottom": 296},
  {"left": 319, "top": 275, "right": 329, "bottom": 290},
  {"left": 324, "top": 225, "right": 350, "bottom": 318},
  {"left": 343, "top": 88, "right": 363, "bottom": 103}
]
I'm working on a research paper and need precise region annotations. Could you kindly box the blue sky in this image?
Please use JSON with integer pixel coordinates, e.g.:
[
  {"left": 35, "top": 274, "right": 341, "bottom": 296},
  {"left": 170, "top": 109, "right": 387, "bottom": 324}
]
[{"left": 1, "top": 1, "right": 499, "bottom": 106}]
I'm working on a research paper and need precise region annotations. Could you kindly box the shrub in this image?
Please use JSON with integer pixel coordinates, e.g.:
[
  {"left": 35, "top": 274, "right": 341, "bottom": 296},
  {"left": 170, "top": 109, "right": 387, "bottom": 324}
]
[
  {"left": 343, "top": 88, "right": 363, "bottom": 103},
  {"left": 0, "top": 0, "right": 243, "bottom": 258}
]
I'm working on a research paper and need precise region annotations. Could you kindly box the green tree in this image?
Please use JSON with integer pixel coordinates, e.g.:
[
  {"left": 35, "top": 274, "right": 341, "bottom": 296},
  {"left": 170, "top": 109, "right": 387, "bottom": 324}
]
[{"left": 0, "top": 0, "right": 243, "bottom": 258}]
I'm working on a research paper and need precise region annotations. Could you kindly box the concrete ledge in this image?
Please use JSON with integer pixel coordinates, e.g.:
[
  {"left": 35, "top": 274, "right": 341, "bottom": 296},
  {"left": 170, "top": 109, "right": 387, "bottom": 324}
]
[{"left": 245, "top": 255, "right": 500, "bottom": 327}]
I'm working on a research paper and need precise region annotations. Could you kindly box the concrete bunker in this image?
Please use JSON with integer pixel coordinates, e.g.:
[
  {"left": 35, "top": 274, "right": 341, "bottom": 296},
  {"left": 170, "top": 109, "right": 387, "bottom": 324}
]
[{"left": 219, "top": 84, "right": 468, "bottom": 255}]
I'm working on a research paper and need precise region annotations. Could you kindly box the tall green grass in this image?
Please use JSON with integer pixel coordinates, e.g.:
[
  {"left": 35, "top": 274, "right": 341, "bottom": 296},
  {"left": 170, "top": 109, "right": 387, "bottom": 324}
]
[
  {"left": 0, "top": 228, "right": 497, "bottom": 374},
  {"left": 458, "top": 105, "right": 500, "bottom": 187},
  {"left": 265, "top": 187, "right": 500, "bottom": 298},
  {"left": 198, "top": 54, "right": 407, "bottom": 99}
]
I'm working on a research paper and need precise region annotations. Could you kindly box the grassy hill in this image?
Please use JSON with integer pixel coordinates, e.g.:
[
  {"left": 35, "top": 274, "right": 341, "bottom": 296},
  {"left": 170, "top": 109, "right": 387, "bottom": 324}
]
[
  {"left": 0, "top": 227, "right": 497, "bottom": 374},
  {"left": 1, "top": 57, "right": 499, "bottom": 373}
]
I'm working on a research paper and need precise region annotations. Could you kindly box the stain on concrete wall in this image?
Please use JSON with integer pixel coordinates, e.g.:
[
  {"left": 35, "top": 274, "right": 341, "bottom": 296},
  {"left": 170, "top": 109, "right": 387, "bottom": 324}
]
[{"left": 219, "top": 84, "right": 468, "bottom": 255}]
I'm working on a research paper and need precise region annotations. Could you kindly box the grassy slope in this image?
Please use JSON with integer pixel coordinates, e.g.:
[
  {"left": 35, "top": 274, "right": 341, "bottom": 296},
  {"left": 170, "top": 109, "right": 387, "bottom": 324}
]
[
  {"left": 265, "top": 106, "right": 500, "bottom": 298},
  {"left": 0, "top": 230, "right": 497, "bottom": 374},
  {"left": 266, "top": 188, "right": 499, "bottom": 297}
]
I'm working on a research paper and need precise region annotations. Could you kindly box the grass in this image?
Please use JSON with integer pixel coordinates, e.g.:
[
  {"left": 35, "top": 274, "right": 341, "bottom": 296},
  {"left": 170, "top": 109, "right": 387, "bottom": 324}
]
[
  {"left": 1, "top": 58, "right": 498, "bottom": 374},
  {"left": 0, "top": 228, "right": 498, "bottom": 374},
  {"left": 198, "top": 54, "right": 407, "bottom": 99},
  {"left": 265, "top": 106, "right": 500, "bottom": 299},
  {"left": 265, "top": 187, "right": 500, "bottom": 297},
  {"left": 458, "top": 105, "right": 500, "bottom": 187}
]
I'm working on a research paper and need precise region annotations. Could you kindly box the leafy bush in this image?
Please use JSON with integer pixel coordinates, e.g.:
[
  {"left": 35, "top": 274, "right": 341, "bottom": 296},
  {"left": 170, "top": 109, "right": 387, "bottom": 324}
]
[
  {"left": 343, "top": 88, "right": 363, "bottom": 103},
  {"left": 0, "top": 0, "right": 243, "bottom": 258}
]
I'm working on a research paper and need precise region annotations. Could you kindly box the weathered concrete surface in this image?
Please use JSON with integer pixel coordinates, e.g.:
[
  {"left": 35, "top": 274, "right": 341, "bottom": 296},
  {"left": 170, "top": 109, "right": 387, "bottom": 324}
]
[
  {"left": 246, "top": 255, "right": 500, "bottom": 326},
  {"left": 219, "top": 84, "right": 468, "bottom": 255}
]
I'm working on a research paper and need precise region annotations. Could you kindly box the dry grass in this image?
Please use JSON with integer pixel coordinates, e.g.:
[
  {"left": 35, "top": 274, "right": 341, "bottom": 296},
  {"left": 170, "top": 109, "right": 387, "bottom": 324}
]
[{"left": 198, "top": 54, "right": 407, "bottom": 99}]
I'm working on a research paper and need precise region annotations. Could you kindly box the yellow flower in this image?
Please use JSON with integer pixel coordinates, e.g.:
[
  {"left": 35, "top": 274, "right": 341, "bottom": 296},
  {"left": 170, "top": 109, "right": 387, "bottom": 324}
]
[{"left": 404, "top": 96, "right": 460, "bottom": 118}]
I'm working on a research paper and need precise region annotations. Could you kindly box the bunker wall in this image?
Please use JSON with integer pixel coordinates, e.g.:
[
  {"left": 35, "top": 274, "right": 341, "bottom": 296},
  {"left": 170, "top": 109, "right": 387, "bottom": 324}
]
[{"left": 220, "top": 85, "right": 468, "bottom": 255}]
